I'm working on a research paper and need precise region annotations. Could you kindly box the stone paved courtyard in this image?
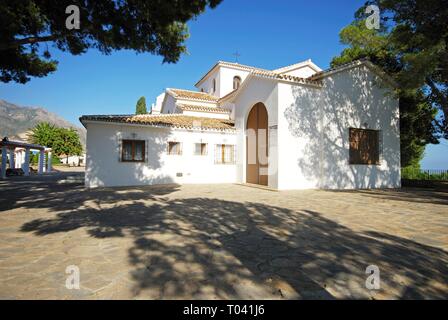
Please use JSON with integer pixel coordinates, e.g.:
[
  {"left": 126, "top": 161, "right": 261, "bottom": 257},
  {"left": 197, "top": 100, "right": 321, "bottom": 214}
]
[{"left": 0, "top": 172, "right": 447, "bottom": 299}]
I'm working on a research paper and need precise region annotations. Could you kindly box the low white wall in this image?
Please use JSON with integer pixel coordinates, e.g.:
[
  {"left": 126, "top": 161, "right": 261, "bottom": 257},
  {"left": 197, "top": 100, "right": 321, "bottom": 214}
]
[
  {"left": 278, "top": 65, "right": 401, "bottom": 190},
  {"left": 85, "top": 122, "right": 237, "bottom": 188}
]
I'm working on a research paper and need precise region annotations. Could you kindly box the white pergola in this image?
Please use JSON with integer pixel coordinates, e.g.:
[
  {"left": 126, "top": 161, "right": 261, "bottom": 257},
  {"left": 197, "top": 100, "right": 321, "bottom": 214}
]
[{"left": 0, "top": 138, "right": 52, "bottom": 178}]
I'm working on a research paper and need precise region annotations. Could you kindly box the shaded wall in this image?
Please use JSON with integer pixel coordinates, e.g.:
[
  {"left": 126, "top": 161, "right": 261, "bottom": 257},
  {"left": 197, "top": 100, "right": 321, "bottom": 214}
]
[{"left": 279, "top": 65, "right": 400, "bottom": 189}]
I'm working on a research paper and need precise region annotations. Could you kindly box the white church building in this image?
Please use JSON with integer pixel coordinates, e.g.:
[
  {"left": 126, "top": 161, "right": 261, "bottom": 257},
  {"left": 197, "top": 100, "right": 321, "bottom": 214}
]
[{"left": 80, "top": 58, "right": 401, "bottom": 190}]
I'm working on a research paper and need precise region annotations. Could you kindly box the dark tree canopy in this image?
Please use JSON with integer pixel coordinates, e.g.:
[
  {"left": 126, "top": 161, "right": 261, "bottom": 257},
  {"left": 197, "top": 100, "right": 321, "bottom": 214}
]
[
  {"left": 332, "top": 0, "right": 447, "bottom": 167},
  {"left": 362, "top": 0, "right": 447, "bottom": 138},
  {"left": 135, "top": 96, "right": 147, "bottom": 115},
  {"left": 0, "top": 0, "right": 222, "bottom": 83}
]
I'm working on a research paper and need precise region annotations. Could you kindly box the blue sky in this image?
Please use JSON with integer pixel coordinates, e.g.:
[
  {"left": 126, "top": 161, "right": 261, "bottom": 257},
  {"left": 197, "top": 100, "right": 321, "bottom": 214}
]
[{"left": 0, "top": 0, "right": 446, "bottom": 168}]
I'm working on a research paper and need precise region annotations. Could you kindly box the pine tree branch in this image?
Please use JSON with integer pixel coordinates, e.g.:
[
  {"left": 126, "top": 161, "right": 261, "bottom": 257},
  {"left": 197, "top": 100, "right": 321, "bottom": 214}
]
[
  {"left": 0, "top": 35, "right": 61, "bottom": 51},
  {"left": 426, "top": 78, "right": 448, "bottom": 119}
]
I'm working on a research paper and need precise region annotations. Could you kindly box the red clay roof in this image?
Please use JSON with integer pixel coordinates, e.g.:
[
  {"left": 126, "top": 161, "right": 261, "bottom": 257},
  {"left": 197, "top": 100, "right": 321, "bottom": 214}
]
[
  {"left": 80, "top": 114, "right": 235, "bottom": 131},
  {"left": 177, "top": 104, "right": 230, "bottom": 114},
  {"left": 168, "top": 88, "right": 219, "bottom": 102}
]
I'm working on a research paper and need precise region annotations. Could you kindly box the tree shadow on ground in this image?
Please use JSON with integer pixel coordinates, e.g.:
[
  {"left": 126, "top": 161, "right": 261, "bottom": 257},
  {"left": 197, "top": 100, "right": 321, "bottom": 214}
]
[
  {"left": 326, "top": 188, "right": 448, "bottom": 206},
  {"left": 0, "top": 172, "right": 180, "bottom": 213},
  {"left": 20, "top": 193, "right": 448, "bottom": 299}
]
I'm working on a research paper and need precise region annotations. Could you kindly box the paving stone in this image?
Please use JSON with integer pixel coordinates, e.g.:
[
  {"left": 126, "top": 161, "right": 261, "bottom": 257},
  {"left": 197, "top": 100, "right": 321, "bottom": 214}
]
[{"left": 0, "top": 175, "right": 447, "bottom": 299}]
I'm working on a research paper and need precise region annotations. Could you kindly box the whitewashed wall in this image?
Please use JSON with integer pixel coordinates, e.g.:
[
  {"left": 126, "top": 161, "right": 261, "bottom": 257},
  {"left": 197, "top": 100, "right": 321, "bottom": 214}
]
[
  {"left": 85, "top": 122, "right": 237, "bottom": 188},
  {"left": 174, "top": 98, "right": 217, "bottom": 108},
  {"left": 233, "top": 77, "right": 279, "bottom": 189},
  {"left": 278, "top": 65, "right": 400, "bottom": 189},
  {"left": 197, "top": 69, "right": 219, "bottom": 96},
  {"left": 197, "top": 66, "right": 250, "bottom": 98},
  {"left": 161, "top": 94, "right": 177, "bottom": 114},
  {"left": 151, "top": 92, "right": 165, "bottom": 114},
  {"left": 277, "top": 83, "right": 322, "bottom": 189},
  {"left": 86, "top": 64, "right": 400, "bottom": 190},
  {"left": 180, "top": 110, "right": 230, "bottom": 119},
  {"left": 218, "top": 67, "right": 250, "bottom": 97},
  {"left": 163, "top": 95, "right": 219, "bottom": 117}
]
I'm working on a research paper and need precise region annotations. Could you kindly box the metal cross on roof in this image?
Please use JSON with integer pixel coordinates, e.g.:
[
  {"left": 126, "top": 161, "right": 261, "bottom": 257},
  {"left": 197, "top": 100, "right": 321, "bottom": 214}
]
[{"left": 232, "top": 51, "right": 241, "bottom": 63}]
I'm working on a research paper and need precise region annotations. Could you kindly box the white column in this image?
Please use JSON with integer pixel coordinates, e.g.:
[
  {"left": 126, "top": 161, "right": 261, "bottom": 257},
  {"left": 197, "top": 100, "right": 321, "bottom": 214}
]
[
  {"left": 16, "top": 150, "right": 23, "bottom": 169},
  {"left": 1, "top": 146, "right": 7, "bottom": 178},
  {"left": 9, "top": 148, "right": 15, "bottom": 169},
  {"left": 23, "top": 148, "right": 30, "bottom": 176},
  {"left": 47, "top": 151, "right": 52, "bottom": 173},
  {"left": 38, "top": 149, "right": 45, "bottom": 175},
  {"left": 19, "top": 150, "right": 25, "bottom": 169},
  {"left": 15, "top": 150, "right": 20, "bottom": 169}
]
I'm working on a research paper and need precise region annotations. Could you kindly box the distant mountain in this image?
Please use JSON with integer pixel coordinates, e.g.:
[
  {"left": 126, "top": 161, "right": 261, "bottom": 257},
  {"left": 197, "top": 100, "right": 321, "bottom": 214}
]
[{"left": 0, "top": 99, "right": 86, "bottom": 148}]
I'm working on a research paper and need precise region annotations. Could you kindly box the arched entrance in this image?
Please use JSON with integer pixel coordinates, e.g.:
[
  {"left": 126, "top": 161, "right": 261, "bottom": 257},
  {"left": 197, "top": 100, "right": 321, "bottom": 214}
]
[{"left": 246, "top": 103, "right": 268, "bottom": 186}]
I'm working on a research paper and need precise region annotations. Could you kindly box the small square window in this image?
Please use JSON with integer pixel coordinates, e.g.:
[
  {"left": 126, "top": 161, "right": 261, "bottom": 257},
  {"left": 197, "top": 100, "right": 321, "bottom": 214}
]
[
  {"left": 167, "top": 142, "right": 182, "bottom": 155},
  {"left": 121, "top": 140, "right": 145, "bottom": 162},
  {"left": 215, "top": 144, "right": 235, "bottom": 164},
  {"left": 194, "top": 143, "right": 207, "bottom": 156},
  {"left": 349, "top": 128, "right": 380, "bottom": 165}
]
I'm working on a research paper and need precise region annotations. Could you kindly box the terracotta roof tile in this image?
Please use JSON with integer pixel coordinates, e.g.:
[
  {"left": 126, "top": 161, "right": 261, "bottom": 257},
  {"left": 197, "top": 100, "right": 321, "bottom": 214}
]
[
  {"left": 168, "top": 88, "right": 219, "bottom": 102},
  {"left": 80, "top": 114, "right": 235, "bottom": 131},
  {"left": 250, "top": 69, "right": 322, "bottom": 86},
  {"left": 195, "top": 60, "right": 323, "bottom": 87},
  {"left": 309, "top": 58, "right": 372, "bottom": 79},
  {"left": 218, "top": 89, "right": 238, "bottom": 103},
  {"left": 177, "top": 104, "right": 230, "bottom": 114},
  {"left": 308, "top": 58, "right": 398, "bottom": 87}
]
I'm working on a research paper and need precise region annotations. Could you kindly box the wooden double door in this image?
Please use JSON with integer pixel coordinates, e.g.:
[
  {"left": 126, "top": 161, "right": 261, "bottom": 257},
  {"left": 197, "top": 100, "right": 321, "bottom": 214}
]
[{"left": 246, "top": 103, "right": 268, "bottom": 186}]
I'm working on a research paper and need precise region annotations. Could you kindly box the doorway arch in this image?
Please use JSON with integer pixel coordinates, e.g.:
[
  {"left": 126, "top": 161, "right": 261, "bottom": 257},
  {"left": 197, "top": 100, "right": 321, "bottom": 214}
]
[{"left": 246, "top": 102, "right": 268, "bottom": 186}]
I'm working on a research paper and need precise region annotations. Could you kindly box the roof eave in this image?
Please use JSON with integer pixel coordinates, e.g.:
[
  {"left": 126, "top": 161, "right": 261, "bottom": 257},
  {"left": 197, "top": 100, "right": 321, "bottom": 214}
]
[
  {"left": 175, "top": 97, "right": 219, "bottom": 104},
  {"left": 195, "top": 61, "right": 274, "bottom": 88},
  {"left": 274, "top": 59, "right": 323, "bottom": 74},
  {"left": 310, "top": 59, "right": 399, "bottom": 88},
  {"left": 194, "top": 62, "right": 221, "bottom": 87},
  {"left": 222, "top": 72, "right": 322, "bottom": 104},
  {"left": 80, "top": 118, "right": 236, "bottom": 132},
  {"left": 167, "top": 88, "right": 219, "bottom": 104}
]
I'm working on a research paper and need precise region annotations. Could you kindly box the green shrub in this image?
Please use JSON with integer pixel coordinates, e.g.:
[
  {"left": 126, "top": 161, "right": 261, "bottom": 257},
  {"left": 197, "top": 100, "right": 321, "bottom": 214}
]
[{"left": 402, "top": 167, "right": 448, "bottom": 180}]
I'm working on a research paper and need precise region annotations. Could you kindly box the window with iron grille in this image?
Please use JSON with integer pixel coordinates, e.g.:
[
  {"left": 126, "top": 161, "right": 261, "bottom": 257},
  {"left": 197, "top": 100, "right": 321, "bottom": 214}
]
[
  {"left": 167, "top": 141, "right": 182, "bottom": 155},
  {"left": 349, "top": 128, "right": 380, "bottom": 165},
  {"left": 215, "top": 144, "right": 235, "bottom": 164},
  {"left": 194, "top": 143, "right": 207, "bottom": 156},
  {"left": 121, "top": 140, "right": 145, "bottom": 162}
]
